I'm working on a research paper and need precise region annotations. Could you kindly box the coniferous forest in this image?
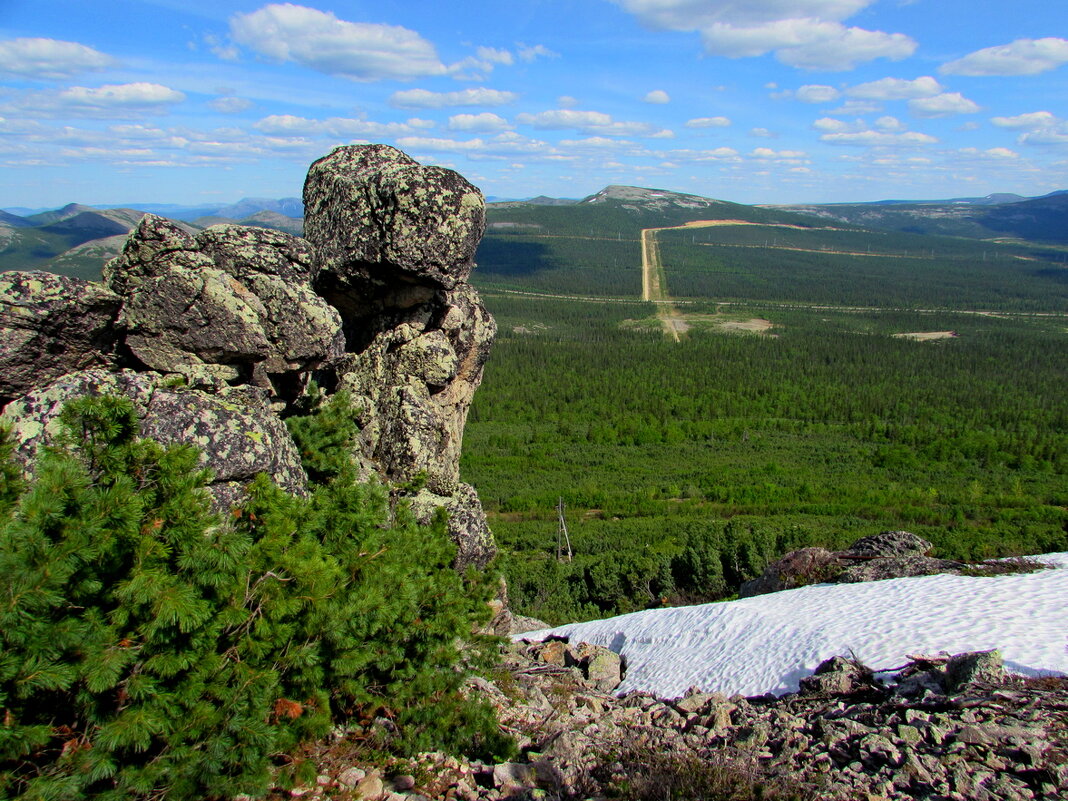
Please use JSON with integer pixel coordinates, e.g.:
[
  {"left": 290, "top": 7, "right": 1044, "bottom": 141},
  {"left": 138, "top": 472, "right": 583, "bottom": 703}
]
[{"left": 463, "top": 205, "right": 1068, "bottom": 624}]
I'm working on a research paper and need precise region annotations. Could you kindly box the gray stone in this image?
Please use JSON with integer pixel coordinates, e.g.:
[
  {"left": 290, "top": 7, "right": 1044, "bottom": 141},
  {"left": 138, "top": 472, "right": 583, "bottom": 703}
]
[
  {"left": 844, "top": 530, "right": 932, "bottom": 558},
  {"left": 303, "top": 144, "right": 484, "bottom": 296},
  {"left": 945, "top": 650, "right": 1005, "bottom": 693},
  {"left": 0, "top": 271, "right": 120, "bottom": 403},
  {"left": 739, "top": 546, "right": 839, "bottom": 598},
  {"left": 0, "top": 368, "right": 307, "bottom": 507}
]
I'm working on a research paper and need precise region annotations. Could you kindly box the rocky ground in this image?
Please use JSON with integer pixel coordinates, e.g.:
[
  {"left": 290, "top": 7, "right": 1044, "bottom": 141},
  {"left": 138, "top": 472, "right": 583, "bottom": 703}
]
[{"left": 272, "top": 639, "right": 1068, "bottom": 801}]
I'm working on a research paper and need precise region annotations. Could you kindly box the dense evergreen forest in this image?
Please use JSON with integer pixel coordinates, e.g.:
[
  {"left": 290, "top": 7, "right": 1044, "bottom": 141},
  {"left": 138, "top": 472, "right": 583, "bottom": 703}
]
[{"left": 465, "top": 204, "right": 1068, "bottom": 625}]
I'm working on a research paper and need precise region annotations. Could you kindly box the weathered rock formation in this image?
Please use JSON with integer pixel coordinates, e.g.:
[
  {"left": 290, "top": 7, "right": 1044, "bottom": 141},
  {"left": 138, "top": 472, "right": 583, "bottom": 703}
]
[
  {"left": 0, "top": 144, "right": 497, "bottom": 570},
  {"left": 740, "top": 531, "right": 966, "bottom": 598}
]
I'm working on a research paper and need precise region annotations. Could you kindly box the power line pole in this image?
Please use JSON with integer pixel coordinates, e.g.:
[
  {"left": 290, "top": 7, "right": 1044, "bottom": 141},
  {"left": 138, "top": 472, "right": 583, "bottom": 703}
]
[{"left": 556, "top": 497, "right": 573, "bottom": 563}]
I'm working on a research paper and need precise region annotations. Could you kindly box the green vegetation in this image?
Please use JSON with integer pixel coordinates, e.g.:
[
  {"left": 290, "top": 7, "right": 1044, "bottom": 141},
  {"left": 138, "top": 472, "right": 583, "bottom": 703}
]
[
  {"left": 464, "top": 273, "right": 1068, "bottom": 624},
  {"left": 0, "top": 395, "right": 508, "bottom": 800}
]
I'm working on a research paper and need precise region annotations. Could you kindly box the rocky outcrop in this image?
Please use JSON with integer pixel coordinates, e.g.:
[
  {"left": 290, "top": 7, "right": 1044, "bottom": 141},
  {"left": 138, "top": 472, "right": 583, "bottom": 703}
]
[
  {"left": 280, "top": 645, "right": 1068, "bottom": 801},
  {"left": 304, "top": 145, "right": 497, "bottom": 569},
  {"left": 103, "top": 216, "right": 343, "bottom": 401},
  {"left": 0, "top": 369, "right": 307, "bottom": 508},
  {"left": 740, "top": 531, "right": 966, "bottom": 598},
  {"left": 0, "top": 272, "right": 120, "bottom": 404},
  {"left": 0, "top": 144, "right": 498, "bottom": 569}
]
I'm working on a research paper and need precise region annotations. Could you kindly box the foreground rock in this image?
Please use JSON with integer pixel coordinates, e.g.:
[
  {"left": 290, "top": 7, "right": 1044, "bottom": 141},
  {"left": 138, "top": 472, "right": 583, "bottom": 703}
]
[
  {"left": 740, "top": 530, "right": 966, "bottom": 597},
  {"left": 0, "top": 144, "right": 498, "bottom": 568},
  {"left": 0, "top": 369, "right": 307, "bottom": 507},
  {"left": 271, "top": 645, "right": 1068, "bottom": 801}
]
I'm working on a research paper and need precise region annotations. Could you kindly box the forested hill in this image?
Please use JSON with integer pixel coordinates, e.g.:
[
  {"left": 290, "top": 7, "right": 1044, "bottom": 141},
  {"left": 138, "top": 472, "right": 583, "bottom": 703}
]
[
  {"left": 780, "top": 191, "right": 1068, "bottom": 244},
  {"left": 485, "top": 184, "right": 834, "bottom": 238}
]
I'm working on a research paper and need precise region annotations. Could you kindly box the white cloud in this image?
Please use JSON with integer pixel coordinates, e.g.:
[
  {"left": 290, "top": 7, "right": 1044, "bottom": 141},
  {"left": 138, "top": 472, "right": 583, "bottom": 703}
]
[
  {"left": 750, "top": 147, "right": 807, "bottom": 160},
  {"left": 991, "top": 111, "right": 1058, "bottom": 130},
  {"left": 941, "top": 37, "right": 1068, "bottom": 77},
  {"left": 875, "top": 116, "right": 905, "bottom": 132},
  {"left": 908, "top": 92, "right": 981, "bottom": 118},
  {"left": 476, "top": 46, "right": 514, "bottom": 66},
  {"left": 846, "top": 75, "right": 941, "bottom": 100},
  {"left": 516, "top": 108, "right": 671, "bottom": 137},
  {"left": 389, "top": 88, "right": 518, "bottom": 108},
  {"left": 447, "top": 112, "right": 512, "bottom": 132},
  {"left": 685, "top": 116, "right": 731, "bottom": 128},
  {"left": 644, "top": 89, "right": 671, "bottom": 104},
  {"left": 796, "top": 84, "right": 840, "bottom": 103},
  {"left": 209, "top": 96, "right": 253, "bottom": 113},
  {"left": 749, "top": 127, "right": 776, "bottom": 137},
  {"left": 518, "top": 44, "right": 558, "bottom": 62},
  {"left": 812, "top": 117, "right": 855, "bottom": 133},
  {"left": 610, "top": 1, "right": 914, "bottom": 71},
  {"left": 701, "top": 19, "right": 915, "bottom": 71},
  {"left": 820, "top": 130, "right": 938, "bottom": 146},
  {"left": 253, "top": 114, "right": 428, "bottom": 138},
  {"left": 5, "top": 83, "right": 186, "bottom": 119},
  {"left": 826, "top": 99, "right": 882, "bottom": 115},
  {"left": 667, "top": 147, "right": 740, "bottom": 162},
  {"left": 0, "top": 37, "right": 115, "bottom": 80},
  {"left": 229, "top": 3, "right": 446, "bottom": 81}
]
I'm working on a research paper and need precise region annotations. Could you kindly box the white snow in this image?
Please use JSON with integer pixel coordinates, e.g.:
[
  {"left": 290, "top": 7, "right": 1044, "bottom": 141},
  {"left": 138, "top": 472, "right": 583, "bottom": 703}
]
[{"left": 517, "top": 553, "right": 1068, "bottom": 699}]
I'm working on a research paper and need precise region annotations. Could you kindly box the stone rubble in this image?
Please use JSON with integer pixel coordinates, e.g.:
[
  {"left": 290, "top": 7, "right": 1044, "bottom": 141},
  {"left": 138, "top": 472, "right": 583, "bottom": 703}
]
[{"left": 280, "top": 644, "right": 1067, "bottom": 801}]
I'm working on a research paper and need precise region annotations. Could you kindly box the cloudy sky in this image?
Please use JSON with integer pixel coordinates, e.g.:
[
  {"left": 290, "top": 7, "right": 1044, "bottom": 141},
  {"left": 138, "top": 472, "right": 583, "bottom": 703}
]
[{"left": 2, "top": 0, "right": 1066, "bottom": 208}]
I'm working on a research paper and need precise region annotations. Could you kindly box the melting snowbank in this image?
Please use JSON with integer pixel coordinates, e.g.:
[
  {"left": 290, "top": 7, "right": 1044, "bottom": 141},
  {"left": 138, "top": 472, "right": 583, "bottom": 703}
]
[{"left": 518, "top": 553, "right": 1068, "bottom": 699}]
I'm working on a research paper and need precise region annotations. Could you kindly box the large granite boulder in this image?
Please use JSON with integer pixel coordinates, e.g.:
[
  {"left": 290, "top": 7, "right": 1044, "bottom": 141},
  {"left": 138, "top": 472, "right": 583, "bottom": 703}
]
[
  {"left": 739, "top": 531, "right": 966, "bottom": 597},
  {"left": 0, "top": 272, "right": 120, "bottom": 404},
  {"left": 0, "top": 369, "right": 307, "bottom": 509},
  {"left": 304, "top": 144, "right": 485, "bottom": 319}
]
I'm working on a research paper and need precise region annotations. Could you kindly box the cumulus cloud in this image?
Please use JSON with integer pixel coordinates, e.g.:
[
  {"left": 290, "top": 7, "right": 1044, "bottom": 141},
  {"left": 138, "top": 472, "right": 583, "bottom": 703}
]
[
  {"left": 516, "top": 108, "right": 671, "bottom": 137},
  {"left": 820, "top": 129, "right": 938, "bottom": 146},
  {"left": 796, "top": 84, "right": 840, "bottom": 103},
  {"left": 941, "top": 37, "right": 1068, "bottom": 76},
  {"left": 685, "top": 116, "right": 731, "bottom": 128},
  {"left": 875, "top": 116, "right": 905, "bottom": 131},
  {"left": 749, "top": 127, "right": 776, "bottom": 137},
  {"left": 209, "top": 96, "right": 253, "bottom": 113},
  {"left": 0, "top": 37, "right": 115, "bottom": 80},
  {"left": 229, "top": 3, "right": 446, "bottom": 81},
  {"left": 845, "top": 75, "right": 941, "bottom": 100},
  {"left": 389, "top": 88, "right": 519, "bottom": 108},
  {"left": 750, "top": 147, "right": 807, "bottom": 160},
  {"left": 610, "top": 0, "right": 915, "bottom": 70},
  {"left": 518, "top": 44, "right": 558, "bottom": 62},
  {"left": 908, "top": 92, "right": 981, "bottom": 118},
  {"left": 447, "top": 112, "right": 512, "bottom": 132},
  {"left": 990, "top": 112, "right": 1068, "bottom": 146},
  {"left": 5, "top": 82, "right": 186, "bottom": 119},
  {"left": 991, "top": 111, "right": 1058, "bottom": 130},
  {"left": 644, "top": 89, "right": 671, "bottom": 103},
  {"left": 253, "top": 114, "right": 427, "bottom": 137}
]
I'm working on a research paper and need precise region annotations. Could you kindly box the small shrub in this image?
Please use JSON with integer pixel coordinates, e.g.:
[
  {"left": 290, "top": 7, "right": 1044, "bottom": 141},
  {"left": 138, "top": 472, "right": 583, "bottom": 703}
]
[{"left": 0, "top": 395, "right": 511, "bottom": 800}]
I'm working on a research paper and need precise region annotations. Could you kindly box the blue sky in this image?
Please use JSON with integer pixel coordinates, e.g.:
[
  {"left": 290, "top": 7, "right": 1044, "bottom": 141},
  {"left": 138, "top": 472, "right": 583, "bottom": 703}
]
[{"left": 1, "top": 0, "right": 1066, "bottom": 208}]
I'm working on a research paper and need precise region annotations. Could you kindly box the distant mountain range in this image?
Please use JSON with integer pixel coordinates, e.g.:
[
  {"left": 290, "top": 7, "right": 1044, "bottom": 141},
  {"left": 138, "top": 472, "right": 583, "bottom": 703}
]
[
  {"left": 0, "top": 198, "right": 303, "bottom": 279},
  {"left": 4, "top": 186, "right": 1067, "bottom": 282}
]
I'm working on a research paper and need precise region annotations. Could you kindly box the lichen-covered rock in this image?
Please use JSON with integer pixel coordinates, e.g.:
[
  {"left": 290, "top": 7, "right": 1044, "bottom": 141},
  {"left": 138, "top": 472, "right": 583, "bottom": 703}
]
[
  {"left": 835, "top": 555, "right": 964, "bottom": 584},
  {"left": 303, "top": 144, "right": 485, "bottom": 297},
  {"left": 0, "top": 271, "right": 120, "bottom": 403},
  {"left": 945, "top": 650, "right": 1004, "bottom": 692},
  {"left": 739, "top": 547, "right": 838, "bottom": 598},
  {"left": 194, "top": 224, "right": 344, "bottom": 397},
  {"left": 409, "top": 483, "right": 496, "bottom": 571},
  {"left": 105, "top": 216, "right": 343, "bottom": 401},
  {"left": 0, "top": 368, "right": 307, "bottom": 507},
  {"left": 844, "top": 530, "right": 932, "bottom": 558},
  {"left": 798, "top": 655, "right": 873, "bottom": 696}
]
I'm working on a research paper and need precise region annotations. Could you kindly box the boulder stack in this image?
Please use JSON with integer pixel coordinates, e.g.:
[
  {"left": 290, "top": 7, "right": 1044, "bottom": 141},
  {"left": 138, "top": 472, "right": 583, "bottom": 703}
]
[{"left": 0, "top": 144, "right": 497, "bottom": 570}]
